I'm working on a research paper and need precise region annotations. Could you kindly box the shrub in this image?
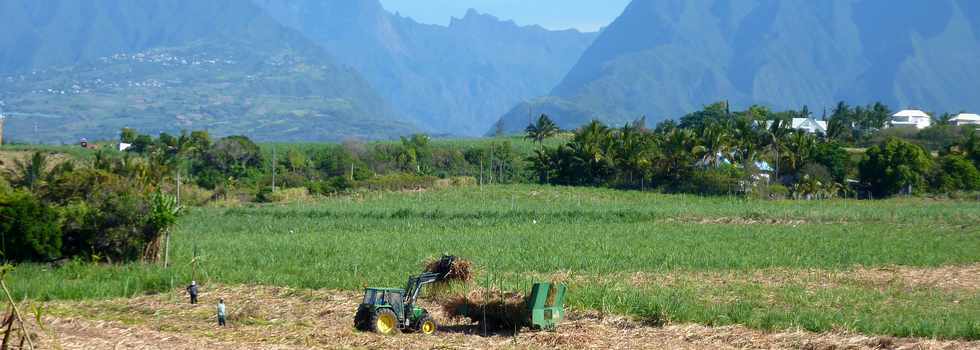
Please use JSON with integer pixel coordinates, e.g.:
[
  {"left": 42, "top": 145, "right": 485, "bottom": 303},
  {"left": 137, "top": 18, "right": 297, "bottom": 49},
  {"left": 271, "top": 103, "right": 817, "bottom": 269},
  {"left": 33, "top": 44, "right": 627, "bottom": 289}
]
[
  {"left": 932, "top": 155, "right": 980, "bottom": 192},
  {"left": 307, "top": 176, "right": 353, "bottom": 196},
  {"left": 195, "top": 168, "right": 225, "bottom": 190},
  {"left": 0, "top": 190, "right": 62, "bottom": 262},
  {"left": 46, "top": 168, "right": 157, "bottom": 261},
  {"left": 674, "top": 166, "right": 745, "bottom": 196},
  {"left": 859, "top": 138, "right": 934, "bottom": 197}
]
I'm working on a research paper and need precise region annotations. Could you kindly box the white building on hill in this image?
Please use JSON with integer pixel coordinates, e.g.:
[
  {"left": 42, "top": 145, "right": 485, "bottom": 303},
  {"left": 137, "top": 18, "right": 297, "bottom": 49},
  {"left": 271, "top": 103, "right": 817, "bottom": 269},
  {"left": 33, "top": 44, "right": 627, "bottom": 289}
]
[
  {"left": 949, "top": 113, "right": 980, "bottom": 126},
  {"left": 791, "top": 117, "right": 828, "bottom": 135},
  {"left": 890, "top": 109, "right": 932, "bottom": 129}
]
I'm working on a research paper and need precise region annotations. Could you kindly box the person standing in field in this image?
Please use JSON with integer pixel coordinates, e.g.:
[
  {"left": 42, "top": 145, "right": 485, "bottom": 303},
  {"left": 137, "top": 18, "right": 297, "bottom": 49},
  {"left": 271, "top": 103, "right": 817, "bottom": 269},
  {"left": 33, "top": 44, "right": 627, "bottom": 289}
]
[
  {"left": 217, "top": 298, "right": 226, "bottom": 326},
  {"left": 187, "top": 281, "right": 198, "bottom": 304}
]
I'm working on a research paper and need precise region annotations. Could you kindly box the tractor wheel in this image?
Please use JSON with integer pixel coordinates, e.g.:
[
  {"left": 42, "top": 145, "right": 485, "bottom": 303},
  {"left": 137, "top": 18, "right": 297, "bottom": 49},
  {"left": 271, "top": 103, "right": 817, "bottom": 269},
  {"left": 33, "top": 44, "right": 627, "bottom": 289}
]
[
  {"left": 371, "top": 309, "right": 400, "bottom": 335},
  {"left": 354, "top": 307, "right": 372, "bottom": 331},
  {"left": 416, "top": 315, "right": 438, "bottom": 335}
]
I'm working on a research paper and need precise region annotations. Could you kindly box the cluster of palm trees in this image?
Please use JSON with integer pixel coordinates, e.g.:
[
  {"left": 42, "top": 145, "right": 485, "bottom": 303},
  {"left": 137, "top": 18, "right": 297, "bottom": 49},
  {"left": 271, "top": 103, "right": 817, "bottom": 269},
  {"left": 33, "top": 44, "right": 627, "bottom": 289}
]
[{"left": 525, "top": 103, "right": 849, "bottom": 196}]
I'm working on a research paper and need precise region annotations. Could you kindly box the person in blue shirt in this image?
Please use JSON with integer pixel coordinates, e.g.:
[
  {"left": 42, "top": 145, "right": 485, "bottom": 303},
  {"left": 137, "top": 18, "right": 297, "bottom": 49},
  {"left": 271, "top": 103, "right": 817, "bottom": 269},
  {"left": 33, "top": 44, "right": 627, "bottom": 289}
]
[{"left": 217, "top": 298, "right": 226, "bottom": 326}]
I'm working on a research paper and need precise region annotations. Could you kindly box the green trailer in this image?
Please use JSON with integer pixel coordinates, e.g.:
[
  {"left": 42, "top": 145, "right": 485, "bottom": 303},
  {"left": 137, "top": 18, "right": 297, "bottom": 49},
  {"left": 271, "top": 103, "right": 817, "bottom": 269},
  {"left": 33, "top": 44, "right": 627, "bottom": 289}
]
[{"left": 527, "top": 282, "right": 567, "bottom": 330}]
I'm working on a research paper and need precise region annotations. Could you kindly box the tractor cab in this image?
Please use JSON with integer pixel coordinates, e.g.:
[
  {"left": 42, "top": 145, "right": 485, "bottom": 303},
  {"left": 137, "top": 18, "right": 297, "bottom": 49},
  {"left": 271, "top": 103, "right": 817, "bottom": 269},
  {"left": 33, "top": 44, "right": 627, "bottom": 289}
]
[{"left": 360, "top": 288, "right": 405, "bottom": 315}]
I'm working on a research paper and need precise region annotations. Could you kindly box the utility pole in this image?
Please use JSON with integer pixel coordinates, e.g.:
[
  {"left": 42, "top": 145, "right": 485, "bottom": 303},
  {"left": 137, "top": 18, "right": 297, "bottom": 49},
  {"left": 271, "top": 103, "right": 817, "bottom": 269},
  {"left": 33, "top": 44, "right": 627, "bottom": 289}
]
[
  {"left": 176, "top": 171, "right": 181, "bottom": 206},
  {"left": 489, "top": 143, "right": 495, "bottom": 185},
  {"left": 0, "top": 112, "right": 5, "bottom": 147},
  {"left": 271, "top": 146, "right": 277, "bottom": 192},
  {"left": 351, "top": 163, "right": 355, "bottom": 182}
]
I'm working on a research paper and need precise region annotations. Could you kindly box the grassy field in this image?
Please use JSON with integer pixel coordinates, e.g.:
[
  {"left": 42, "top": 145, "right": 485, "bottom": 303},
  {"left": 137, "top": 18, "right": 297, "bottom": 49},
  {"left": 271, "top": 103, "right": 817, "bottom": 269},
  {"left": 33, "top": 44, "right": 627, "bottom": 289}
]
[{"left": 8, "top": 184, "right": 980, "bottom": 339}]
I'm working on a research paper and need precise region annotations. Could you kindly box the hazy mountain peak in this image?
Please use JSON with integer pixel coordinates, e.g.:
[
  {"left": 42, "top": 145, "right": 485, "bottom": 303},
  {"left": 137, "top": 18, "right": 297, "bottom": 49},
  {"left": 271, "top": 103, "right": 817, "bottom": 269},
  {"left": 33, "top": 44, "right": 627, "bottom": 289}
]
[
  {"left": 495, "top": 0, "right": 980, "bottom": 133},
  {"left": 256, "top": 0, "right": 596, "bottom": 136}
]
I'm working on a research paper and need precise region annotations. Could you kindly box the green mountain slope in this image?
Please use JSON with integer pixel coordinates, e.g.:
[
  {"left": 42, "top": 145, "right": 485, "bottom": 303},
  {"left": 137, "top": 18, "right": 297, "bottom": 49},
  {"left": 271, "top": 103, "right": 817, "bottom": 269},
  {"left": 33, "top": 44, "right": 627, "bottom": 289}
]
[
  {"left": 496, "top": 0, "right": 980, "bottom": 132},
  {"left": 254, "top": 0, "right": 597, "bottom": 136},
  {"left": 0, "top": 0, "right": 415, "bottom": 143}
]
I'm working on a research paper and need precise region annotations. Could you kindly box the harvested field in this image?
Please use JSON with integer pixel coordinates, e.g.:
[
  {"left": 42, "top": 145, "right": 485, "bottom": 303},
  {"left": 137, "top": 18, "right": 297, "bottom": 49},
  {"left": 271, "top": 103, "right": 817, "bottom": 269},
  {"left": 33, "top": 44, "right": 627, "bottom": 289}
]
[{"left": 27, "top": 285, "right": 979, "bottom": 350}]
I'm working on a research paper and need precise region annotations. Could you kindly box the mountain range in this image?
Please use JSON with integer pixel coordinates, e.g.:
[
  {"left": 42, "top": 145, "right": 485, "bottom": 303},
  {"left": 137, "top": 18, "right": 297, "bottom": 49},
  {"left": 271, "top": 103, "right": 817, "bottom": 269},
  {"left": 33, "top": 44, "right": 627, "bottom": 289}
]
[
  {"left": 253, "top": 0, "right": 596, "bottom": 136},
  {"left": 2, "top": 0, "right": 980, "bottom": 142},
  {"left": 496, "top": 0, "right": 980, "bottom": 132}
]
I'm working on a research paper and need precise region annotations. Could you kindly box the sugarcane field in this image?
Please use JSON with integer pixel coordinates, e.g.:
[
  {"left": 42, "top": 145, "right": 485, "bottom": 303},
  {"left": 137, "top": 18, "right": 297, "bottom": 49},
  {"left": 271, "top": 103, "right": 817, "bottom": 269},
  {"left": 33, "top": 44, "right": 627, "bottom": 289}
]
[{"left": 1, "top": 181, "right": 977, "bottom": 350}]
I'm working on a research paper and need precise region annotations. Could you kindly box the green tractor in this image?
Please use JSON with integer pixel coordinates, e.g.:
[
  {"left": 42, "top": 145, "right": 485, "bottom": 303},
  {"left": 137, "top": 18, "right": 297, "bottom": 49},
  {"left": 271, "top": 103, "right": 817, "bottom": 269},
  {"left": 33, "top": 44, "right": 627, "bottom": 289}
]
[{"left": 354, "top": 256, "right": 455, "bottom": 335}]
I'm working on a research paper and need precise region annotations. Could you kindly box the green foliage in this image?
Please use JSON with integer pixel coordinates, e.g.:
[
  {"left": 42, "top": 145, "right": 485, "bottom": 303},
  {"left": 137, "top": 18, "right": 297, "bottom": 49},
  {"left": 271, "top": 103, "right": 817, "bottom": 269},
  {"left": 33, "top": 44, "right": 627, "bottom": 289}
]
[
  {"left": 313, "top": 145, "right": 371, "bottom": 181},
  {"left": 306, "top": 177, "right": 353, "bottom": 196},
  {"left": 859, "top": 138, "right": 934, "bottom": 197},
  {"left": 147, "top": 192, "right": 181, "bottom": 234},
  {"left": 53, "top": 168, "right": 153, "bottom": 261},
  {"left": 810, "top": 142, "right": 850, "bottom": 183},
  {"left": 0, "top": 190, "right": 62, "bottom": 262},
  {"left": 204, "top": 136, "right": 263, "bottom": 179},
  {"left": 932, "top": 155, "right": 980, "bottom": 192},
  {"left": 672, "top": 166, "right": 746, "bottom": 196},
  {"left": 882, "top": 124, "right": 972, "bottom": 152},
  {"left": 827, "top": 102, "right": 892, "bottom": 143},
  {"left": 10, "top": 151, "right": 49, "bottom": 190},
  {"left": 524, "top": 114, "right": 560, "bottom": 143},
  {"left": 130, "top": 135, "right": 154, "bottom": 154},
  {"left": 120, "top": 128, "right": 138, "bottom": 143}
]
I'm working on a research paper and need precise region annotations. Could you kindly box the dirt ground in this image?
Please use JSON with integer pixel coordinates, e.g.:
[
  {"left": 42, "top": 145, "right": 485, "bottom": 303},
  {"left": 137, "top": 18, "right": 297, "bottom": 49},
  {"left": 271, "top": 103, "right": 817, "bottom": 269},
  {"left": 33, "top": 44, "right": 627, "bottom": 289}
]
[{"left": 19, "top": 278, "right": 977, "bottom": 350}]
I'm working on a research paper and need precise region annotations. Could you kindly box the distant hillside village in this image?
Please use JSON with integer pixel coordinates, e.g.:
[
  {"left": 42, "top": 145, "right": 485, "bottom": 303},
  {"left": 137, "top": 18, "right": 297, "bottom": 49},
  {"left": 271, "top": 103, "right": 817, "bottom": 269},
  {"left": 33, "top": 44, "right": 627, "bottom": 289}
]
[{"left": 780, "top": 110, "right": 980, "bottom": 135}]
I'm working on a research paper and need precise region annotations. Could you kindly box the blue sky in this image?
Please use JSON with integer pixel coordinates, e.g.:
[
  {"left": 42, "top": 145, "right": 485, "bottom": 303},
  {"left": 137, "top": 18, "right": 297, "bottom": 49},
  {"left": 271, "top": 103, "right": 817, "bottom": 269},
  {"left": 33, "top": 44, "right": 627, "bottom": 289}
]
[{"left": 378, "top": 0, "right": 631, "bottom": 32}]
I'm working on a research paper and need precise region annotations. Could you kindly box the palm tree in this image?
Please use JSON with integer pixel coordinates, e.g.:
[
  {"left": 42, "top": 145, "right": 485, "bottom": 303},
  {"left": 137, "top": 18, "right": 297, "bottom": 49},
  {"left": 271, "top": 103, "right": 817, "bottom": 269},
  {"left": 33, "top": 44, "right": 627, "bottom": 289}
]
[
  {"left": 11, "top": 151, "right": 48, "bottom": 191},
  {"left": 570, "top": 120, "right": 614, "bottom": 184},
  {"left": 524, "top": 114, "right": 560, "bottom": 143},
  {"left": 731, "top": 117, "right": 763, "bottom": 165},
  {"left": 784, "top": 131, "right": 817, "bottom": 175},
  {"left": 697, "top": 121, "right": 732, "bottom": 167},
  {"left": 526, "top": 148, "right": 554, "bottom": 183},
  {"left": 763, "top": 119, "right": 792, "bottom": 179},
  {"left": 656, "top": 129, "right": 700, "bottom": 181},
  {"left": 615, "top": 121, "right": 654, "bottom": 186}
]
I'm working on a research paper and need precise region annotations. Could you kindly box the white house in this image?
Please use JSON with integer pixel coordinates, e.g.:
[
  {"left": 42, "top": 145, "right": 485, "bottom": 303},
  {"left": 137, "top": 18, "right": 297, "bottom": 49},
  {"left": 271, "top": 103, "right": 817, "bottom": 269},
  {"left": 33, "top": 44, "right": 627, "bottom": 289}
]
[
  {"left": 949, "top": 113, "right": 980, "bottom": 126},
  {"left": 890, "top": 109, "right": 932, "bottom": 129},
  {"left": 791, "top": 117, "right": 828, "bottom": 135}
]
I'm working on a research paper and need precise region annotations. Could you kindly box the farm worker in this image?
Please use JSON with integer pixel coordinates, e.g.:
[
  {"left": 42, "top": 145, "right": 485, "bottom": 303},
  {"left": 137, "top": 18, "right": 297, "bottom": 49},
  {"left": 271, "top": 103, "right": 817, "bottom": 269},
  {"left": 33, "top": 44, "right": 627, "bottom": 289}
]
[
  {"left": 217, "top": 298, "right": 227, "bottom": 326},
  {"left": 187, "top": 281, "right": 199, "bottom": 304}
]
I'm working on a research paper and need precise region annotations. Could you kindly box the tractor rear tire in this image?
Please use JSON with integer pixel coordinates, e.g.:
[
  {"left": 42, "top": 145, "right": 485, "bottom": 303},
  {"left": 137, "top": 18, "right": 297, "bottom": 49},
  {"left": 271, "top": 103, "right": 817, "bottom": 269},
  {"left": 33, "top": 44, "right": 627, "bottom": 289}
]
[
  {"left": 371, "top": 309, "right": 400, "bottom": 335},
  {"left": 415, "top": 315, "right": 438, "bottom": 335},
  {"left": 354, "top": 307, "right": 372, "bottom": 331}
]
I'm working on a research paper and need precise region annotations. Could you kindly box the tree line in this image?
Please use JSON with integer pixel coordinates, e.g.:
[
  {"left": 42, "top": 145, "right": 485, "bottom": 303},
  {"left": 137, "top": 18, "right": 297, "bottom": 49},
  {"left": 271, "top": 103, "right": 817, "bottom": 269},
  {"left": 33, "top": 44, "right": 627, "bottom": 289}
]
[{"left": 524, "top": 102, "right": 980, "bottom": 198}]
